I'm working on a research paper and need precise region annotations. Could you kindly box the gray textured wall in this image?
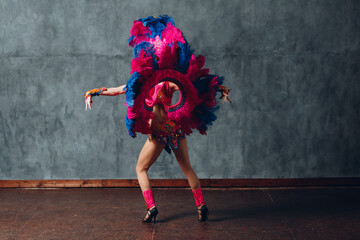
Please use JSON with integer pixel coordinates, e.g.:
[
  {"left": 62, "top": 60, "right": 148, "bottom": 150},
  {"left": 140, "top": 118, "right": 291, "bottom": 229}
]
[{"left": 1, "top": 0, "right": 359, "bottom": 180}]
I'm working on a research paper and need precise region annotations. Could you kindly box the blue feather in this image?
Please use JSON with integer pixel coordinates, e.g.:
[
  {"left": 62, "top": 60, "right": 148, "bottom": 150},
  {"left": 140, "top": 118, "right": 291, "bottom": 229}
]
[
  {"left": 134, "top": 42, "right": 155, "bottom": 58},
  {"left": 124, "top": 72, "right": 142, "bottom": 108},
  {"left": 195, "top": 105, "right": 220, "bottom": 133},
  {"left": 126, "top": 115, "right": 136, "bottom": 138},
  {"left": 216, "top": 76, "right": 224, "bottom": 87},
  {"left": 128, "top": 35, "right": 135, "bottom": 45},
  {"left": 193, "top": 75, "right": 216, "bottom": 93},
  {"left": 133, "top": 42, "right": 159, "bottom": 70},
  {"left": 138, "top": 15, "right": 175, "bottom": 39},
  {"left": 177, "top": 40, "right": 193, "bottom": 73}
]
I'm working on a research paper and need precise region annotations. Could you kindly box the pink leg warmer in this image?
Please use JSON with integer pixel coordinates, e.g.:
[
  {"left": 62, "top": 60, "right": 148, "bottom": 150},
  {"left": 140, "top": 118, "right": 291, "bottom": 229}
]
[
  {"left": 192, "top": 188, "right": 205, "bottom": 207},
  {"left": 142, "top": 189, "right": 155, "bottom": 210}
]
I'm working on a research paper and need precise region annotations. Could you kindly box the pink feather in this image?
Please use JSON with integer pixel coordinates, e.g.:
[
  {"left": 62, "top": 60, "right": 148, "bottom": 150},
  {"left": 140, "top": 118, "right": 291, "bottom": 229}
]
[
  {"left": 128, "top": 21, "right": 151, "bottom": 47},
  {"left": 161, "top": 22, "right": 186, "bottom": 44}
]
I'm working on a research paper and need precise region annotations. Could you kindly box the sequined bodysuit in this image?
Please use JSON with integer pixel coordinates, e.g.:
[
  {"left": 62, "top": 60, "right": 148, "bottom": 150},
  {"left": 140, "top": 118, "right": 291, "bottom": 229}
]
[{"left": 145, "top": 81, "right": 184, "bottom": 153}]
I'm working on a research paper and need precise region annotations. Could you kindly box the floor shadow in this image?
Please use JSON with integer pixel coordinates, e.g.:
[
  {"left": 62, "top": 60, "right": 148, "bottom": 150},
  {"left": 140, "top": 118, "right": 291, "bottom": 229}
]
[
  {"left": 202, "top": 190, "right": 360, "bottom": 222},
  {"left": 156, "top": 210, "right": 195, "bottom": 222}
]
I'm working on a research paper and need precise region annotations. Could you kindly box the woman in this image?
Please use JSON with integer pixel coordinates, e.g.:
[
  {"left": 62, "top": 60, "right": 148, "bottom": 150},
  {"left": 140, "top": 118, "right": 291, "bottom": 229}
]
[{"left": 84, "top": 15, "right": 231, "bottom": 223}]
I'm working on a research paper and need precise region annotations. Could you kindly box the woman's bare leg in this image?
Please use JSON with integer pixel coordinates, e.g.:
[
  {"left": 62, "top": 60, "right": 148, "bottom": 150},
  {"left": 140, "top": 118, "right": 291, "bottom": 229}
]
[
  {"left": 172, "top": 137, "right": 208, "bottom": 220},
  {"left": 136, "top": 139, "right": 164, "bottom": 221},
  {"left": 172, "top": 137, "right": 201, "bottom": 190},
  {"left": 136, "top": 139, "right": 164, "bottom": 192}
]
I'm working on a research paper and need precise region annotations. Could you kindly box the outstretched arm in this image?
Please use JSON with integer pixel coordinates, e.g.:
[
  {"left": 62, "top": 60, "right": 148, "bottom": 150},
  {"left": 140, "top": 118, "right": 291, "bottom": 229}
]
[
  {"left": 85, "top": 85, "right": 127, "bottom": 110},
  {"left": 100, "top": 85, "right": 127, "bottom": 96}
]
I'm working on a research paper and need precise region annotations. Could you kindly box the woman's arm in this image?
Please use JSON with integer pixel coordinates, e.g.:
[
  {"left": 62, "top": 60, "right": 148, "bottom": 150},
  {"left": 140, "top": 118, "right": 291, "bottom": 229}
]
[
  {"left": 100, "top": 85, "right": 127, "bottom": 96},
  {"left": 168, "top": 82, "right": 179, "bottom": 91},
  {"left": 84, "top": 84, "right": 127, "bottom": 110}
]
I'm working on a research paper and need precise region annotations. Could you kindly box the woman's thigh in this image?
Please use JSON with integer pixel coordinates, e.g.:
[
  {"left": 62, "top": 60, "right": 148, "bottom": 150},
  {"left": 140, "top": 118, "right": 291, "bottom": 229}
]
[
  {"left": 172, "top": 137, "right": 192, "bottom": 172},
  {"left": 136, "top": 139, "right": 165, "bottom": 172}
]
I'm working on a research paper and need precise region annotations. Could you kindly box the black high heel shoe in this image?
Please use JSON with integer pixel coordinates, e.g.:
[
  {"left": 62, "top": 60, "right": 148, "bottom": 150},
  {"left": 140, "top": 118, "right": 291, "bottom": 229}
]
[
  {"left": 197, "top": 205, "right": 209, "bottom": 221},
  {"left": 142, "top": 206, "right": 158, "bottom": 223}
]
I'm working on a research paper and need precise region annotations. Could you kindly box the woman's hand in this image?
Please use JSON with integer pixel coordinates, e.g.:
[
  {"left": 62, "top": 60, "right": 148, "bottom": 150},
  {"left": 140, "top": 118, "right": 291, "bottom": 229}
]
[
  {"left": 85, "top": 96, "right": 93, "bottom": 110},
  {"left": 219, "top": 89, "right": 232, "bottom": 104},
  {"left": 84, "top": 87, "right": 107, "bottom": 110},
  {"left": 218, "top": 85, "right": 232, "bottom": 104}
]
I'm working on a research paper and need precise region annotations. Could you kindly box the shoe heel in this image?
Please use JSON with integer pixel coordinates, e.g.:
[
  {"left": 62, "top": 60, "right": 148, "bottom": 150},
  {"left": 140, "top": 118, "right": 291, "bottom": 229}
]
[
  {"left": 198, "top": 205, "right": 209, "bottom": 221},
  {"left": 142, "top": 207, "right": 158, "bottom": 223}
]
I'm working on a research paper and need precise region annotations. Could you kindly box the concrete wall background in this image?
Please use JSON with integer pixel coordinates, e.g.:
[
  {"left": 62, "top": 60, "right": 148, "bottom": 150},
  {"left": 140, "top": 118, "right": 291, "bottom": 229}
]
[{"left": 1, "top": 0, "right": 359, "bottom": 180}]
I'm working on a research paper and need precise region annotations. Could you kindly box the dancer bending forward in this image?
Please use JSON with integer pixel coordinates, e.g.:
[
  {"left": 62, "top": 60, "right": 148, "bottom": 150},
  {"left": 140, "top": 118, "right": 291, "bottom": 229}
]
[{"left": 84, "top": 15, "right": 231, "bottom": 222}]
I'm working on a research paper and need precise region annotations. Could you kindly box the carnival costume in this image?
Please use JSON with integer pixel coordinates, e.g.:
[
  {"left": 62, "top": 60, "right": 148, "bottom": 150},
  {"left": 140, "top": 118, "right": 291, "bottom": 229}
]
[
  {"left": 85, "top": 15, "right": 230, "bottom": 222},
  {"left": 124, "top": 15, "right": 229, "bottom": 151}
]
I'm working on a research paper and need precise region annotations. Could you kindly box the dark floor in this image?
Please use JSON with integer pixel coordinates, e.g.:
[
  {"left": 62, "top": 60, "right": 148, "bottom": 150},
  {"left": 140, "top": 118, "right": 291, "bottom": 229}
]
[{"left": 0, "top": 187, "right": 359, "bottom": 240}]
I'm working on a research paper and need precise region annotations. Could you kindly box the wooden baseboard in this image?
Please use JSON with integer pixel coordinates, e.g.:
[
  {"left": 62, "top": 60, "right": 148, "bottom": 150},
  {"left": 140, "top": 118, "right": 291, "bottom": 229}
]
[{"left": 0, "top": 178, "right": 359, "bottom": 188}]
